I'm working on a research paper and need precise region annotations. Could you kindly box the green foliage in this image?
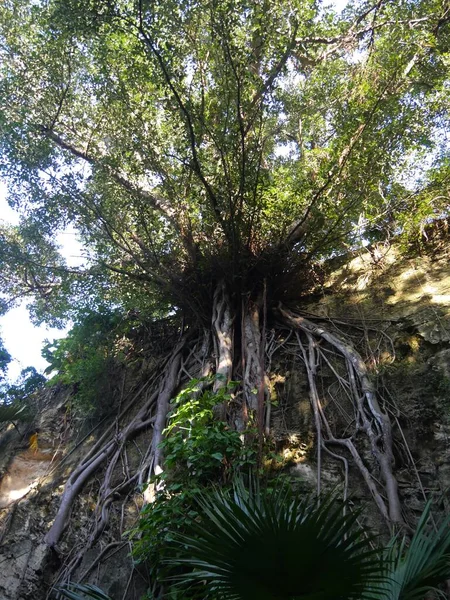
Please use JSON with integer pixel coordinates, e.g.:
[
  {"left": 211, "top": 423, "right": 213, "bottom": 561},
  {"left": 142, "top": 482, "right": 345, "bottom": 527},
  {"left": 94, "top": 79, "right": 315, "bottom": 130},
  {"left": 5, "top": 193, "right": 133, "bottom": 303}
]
[
  {"left": 165, "top": 481, "right": 450, "bottom": 600},
  {"left": 42, "top": 308, "right": 130, "bottom": 419},
  {"left": 0, "top": 222, "right": 74, "bottom": 325},
  {"left": 5, "top": 366, "right": 46, "bottom": 402},
  {"left": 131, "top": 378, "right": 257, "bottom": 598},
  {"left": 0, "top": 0, "right": 449, "bottom": 321},
  {"left": 60, "top": 494, "right": 450, "bottom": 600},
  {"left": 131, "top": 483, "right": 207, "bottom": 599},
  {"left": 0, "top": 336, "right": 11, "bottom": 382},
  {"left": 0, "top": 400, "right": 33, "bottom": 425},
  {"left": 0, "top": 366, "right": 45, "bottom": 425},
  {"left": 55, "top": 583, "right": 112, "bottom": 600},
  {"left": 165, "top": 478, "right": 383, "bottom": 600},
  {"left": 162, "top": 378, "right": 256, "bottom": 483},
  {"left": 373, "top": 501, "right": 450, "bottom": 600}
]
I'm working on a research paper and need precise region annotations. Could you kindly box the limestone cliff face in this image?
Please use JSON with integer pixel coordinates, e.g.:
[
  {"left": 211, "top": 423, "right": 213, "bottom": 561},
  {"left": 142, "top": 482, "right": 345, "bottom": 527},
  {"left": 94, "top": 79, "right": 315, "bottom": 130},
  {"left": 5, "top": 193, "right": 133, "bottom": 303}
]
[
  {"left": 0, "top": 387, "right": 71, "bottom": 599},
  {"left": 283, "top": 244, "right": 450, "bottom": 524},
  {"left": 325, "top": 244, "right": 450, "bottom": 505},
  {"left": 0, "top": 242, "right": 449, "bottom": 600},
  {"left": 0, "top": 384, "right": 147, "bottom": 600}
]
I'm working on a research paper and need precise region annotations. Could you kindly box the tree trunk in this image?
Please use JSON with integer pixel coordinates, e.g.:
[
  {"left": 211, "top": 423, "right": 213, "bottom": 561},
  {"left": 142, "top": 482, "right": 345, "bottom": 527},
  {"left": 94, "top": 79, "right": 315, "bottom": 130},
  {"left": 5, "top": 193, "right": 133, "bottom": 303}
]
[{"left": 212, "top": 281, "right": 234, "bottom": 419}]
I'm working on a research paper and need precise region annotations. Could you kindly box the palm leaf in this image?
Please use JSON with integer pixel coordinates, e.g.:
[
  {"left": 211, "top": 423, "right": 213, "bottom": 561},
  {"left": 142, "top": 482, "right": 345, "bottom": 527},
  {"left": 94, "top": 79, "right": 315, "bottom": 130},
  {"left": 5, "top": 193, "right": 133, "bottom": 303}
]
[
  {"left": 374, "top": 501, "right": 450, "bottom": 600},
  {"left": 55, "top": 582, "right": 112, "bottom": 600},
  {"left": 165, "top": 479, "right": 383, "bottom": 600}
]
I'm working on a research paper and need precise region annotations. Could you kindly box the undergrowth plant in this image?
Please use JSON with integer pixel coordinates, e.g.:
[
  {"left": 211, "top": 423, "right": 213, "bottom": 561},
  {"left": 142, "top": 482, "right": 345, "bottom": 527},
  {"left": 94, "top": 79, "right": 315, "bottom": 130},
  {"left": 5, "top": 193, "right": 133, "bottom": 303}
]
[
  {"left": 166, "top": 486, "right": 450, "bottom": 600},
  {"left": 42, "top": 309, "right": 132, "bottom": 420},
  {"left": 56, "top": 583, "right": 112, "bottom": 600},
  {"left": 162, "top": 377, "right": 257, "bottom": 483},
  {"left": 57, "top": 492, "right": 450, "bottom": 600},
  {"left": 130, "top": 378, "right": 258, "bottom": 599}
]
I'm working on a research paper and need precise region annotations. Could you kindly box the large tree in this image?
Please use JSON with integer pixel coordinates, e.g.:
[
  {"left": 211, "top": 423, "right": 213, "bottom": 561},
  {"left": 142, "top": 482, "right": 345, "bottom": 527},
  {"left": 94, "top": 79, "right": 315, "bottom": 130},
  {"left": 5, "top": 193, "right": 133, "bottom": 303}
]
[{"left": 0, "top": 0, "right": 449, "bottom": 561}]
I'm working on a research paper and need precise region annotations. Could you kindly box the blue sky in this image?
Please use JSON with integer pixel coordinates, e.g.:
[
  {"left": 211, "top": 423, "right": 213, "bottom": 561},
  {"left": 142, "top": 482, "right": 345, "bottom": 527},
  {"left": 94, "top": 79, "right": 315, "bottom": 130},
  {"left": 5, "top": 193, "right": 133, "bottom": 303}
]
[{"left": 0, "top": 182, "right": 83, "bottom": 381}]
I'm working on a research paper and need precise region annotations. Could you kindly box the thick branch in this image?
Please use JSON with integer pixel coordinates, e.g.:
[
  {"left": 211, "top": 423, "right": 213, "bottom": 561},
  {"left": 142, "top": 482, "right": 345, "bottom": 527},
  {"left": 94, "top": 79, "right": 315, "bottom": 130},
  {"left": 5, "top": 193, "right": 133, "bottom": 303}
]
[
  {"left": 135, "top": 8, "right": 229, "bottom": 241},
  {"left": 40, "top": 127, "right": 180, "bottom": 226}
]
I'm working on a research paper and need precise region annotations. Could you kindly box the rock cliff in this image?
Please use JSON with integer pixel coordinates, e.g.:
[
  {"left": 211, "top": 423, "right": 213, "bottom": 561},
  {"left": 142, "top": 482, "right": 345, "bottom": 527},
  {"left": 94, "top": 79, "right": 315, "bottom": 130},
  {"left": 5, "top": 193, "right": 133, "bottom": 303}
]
[{"left": 0, "top": 241, "right": 449, "bottom": 599}]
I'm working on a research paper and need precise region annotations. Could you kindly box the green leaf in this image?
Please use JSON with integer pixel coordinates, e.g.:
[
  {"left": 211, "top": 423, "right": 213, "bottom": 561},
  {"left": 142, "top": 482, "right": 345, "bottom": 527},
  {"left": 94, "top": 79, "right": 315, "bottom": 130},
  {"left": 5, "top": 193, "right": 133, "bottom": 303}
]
[
  {"left": 165, "top": 478, "right": 383, "bottom": 600},
  {"left": 56, "top": 583, "right": 112, "bottom": 600}
]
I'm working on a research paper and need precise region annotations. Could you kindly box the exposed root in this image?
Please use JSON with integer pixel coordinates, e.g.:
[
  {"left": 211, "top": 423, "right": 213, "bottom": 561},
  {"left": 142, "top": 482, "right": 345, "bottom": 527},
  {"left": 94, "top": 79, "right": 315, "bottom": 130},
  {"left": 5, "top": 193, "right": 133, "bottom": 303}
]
[
  {"left": 44, "top": 288, "right": 410, "bottom": 596},
  {"left": 212, "top": 281, "right": 234, "bottom": 388},
  {"left": 212, "top": 281, "right": 234, "bottom": 419},
  {"left": 296, "top": 332, "right": 322, "bottom": 497},
  {"left": 47, "top": 334, "right": 209, "bottom": 593},
  {"left": 150, "top": 339, "right": 186, "bottom": 475},
  {"left": 44, "top": 386, "right": 159, "bottom": 549},
  {"left": 279, "top": 305, "right": 403, "bottom": 526}
]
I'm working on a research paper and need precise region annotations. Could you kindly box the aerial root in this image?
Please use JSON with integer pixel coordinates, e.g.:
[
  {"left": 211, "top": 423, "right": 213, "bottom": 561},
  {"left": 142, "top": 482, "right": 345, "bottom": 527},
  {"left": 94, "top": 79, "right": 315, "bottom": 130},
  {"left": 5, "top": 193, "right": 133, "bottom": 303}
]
[
  {"left": 46, "top": 336, "right": 204, "bottom": 593},
  {"left": 45, "top": 302, "right": 406, "bottom": 596},
  {"left": 278, "top": 305, "right": 403, "bottom": 527}
]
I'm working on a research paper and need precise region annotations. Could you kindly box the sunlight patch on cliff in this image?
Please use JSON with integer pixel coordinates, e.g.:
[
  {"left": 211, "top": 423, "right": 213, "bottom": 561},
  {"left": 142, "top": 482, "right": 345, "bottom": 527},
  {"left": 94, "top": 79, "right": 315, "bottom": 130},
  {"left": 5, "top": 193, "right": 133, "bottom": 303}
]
[{"left": 0, "top": 452, "right": 53, "bottom": 508}]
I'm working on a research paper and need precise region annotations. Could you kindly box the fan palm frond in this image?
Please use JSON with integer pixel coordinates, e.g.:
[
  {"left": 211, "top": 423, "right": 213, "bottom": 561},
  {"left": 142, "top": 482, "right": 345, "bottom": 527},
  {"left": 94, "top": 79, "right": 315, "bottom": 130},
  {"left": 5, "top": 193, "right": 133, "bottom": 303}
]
[
  {"left": 55, "top": 582, "right": 112, "bottom": 600},
  {"left": 373, "top": 501, "right": 450, "bottom": 600},
  {"left": 166, "top": 478, "right": 383, "bottom": 600}
]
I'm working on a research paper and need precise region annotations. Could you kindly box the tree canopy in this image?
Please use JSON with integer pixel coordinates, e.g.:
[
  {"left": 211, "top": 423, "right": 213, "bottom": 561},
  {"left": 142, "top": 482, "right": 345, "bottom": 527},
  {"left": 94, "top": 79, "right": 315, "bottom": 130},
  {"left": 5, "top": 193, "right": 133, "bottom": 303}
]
[{"left": 0, "top": 0, "right": 448, "bottom": 324}]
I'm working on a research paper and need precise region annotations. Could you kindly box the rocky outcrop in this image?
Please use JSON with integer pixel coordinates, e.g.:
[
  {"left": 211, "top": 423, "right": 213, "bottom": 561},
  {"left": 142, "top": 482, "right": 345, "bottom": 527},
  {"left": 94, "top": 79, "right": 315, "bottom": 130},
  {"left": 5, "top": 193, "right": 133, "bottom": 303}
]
[
  {"left": 0, "top": 387, "right": 68, "bottom": 599},
  {"left": 302, "top": 243, "right": 450, "bottom": 519}
]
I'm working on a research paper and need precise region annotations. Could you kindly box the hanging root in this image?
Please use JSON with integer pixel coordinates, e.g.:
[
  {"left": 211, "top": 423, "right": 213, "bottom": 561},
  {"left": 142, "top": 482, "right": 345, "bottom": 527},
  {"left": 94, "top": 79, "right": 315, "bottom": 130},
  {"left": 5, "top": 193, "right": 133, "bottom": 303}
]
[
  {"left": 48, "top": 284, "right": 244, "bottom": 587},
  {"left": 212, "top": 281, "right": 234, "bottom": 386},
  {"left": 44, "top": 380, "right": 159, "bottom": 549},
  {"left": 44, "top": 346, "right": 187, "bottom": 586},
  {"left": 43, "top": 290, "right": 407, "bottom": 596},
  {"left": 150, "top": 339, "right": 185, "bottom": 475},
  {"left": 44, "top": 329, "right": 224, "bottom": 594},
  {"left": 279, "top": 305, "right": 403, "bottom": 526}
]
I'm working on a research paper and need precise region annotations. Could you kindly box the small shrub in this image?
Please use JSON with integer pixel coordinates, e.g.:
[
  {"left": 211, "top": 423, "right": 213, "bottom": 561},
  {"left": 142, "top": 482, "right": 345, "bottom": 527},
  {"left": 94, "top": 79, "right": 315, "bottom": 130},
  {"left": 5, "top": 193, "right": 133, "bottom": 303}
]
[
  {"left": 162, "top": 378, "right": 256, "bottom": 484},
  {"left": 42, "top": 308, "right": 130, "bottom": 420}
]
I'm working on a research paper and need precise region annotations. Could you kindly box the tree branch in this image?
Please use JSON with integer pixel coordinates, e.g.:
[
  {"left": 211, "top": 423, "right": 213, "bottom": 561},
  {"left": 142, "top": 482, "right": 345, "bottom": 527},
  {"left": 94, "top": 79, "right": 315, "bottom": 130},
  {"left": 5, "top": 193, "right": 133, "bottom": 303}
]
[
  {"left": 135, "top": 4, "right": 230, "bottom": 241},
  {"left": 40, "top": 127, "right": 179, "bottom": 226}
]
